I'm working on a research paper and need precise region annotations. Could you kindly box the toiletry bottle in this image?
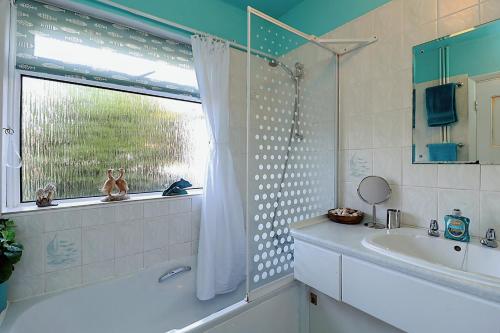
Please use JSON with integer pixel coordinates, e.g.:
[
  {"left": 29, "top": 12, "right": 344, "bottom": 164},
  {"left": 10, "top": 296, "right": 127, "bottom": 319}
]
[{"left": 444, "top": 209, "right": 470, "bottom": 242}]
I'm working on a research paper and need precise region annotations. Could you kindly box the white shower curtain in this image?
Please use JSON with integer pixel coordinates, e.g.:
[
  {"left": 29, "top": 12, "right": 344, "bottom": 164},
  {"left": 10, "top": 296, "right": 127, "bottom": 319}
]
[{"left": 191, "top": 35, "right": 246, "bottom": 301}]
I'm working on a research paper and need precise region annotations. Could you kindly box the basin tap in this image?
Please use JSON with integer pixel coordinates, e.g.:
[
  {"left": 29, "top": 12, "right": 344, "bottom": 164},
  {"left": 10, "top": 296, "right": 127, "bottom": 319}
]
[
  {"left": 480, "top": 228, "right": 498, "bottom": 248},
  {"left": 428, "top": 219, "right": 440, "bottom": 237}
]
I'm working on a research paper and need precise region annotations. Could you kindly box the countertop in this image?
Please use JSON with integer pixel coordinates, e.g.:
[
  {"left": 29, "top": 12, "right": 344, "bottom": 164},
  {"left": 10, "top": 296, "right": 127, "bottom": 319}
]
[{"left": 291, "top": 217, "right": 500, "bottom": 304}]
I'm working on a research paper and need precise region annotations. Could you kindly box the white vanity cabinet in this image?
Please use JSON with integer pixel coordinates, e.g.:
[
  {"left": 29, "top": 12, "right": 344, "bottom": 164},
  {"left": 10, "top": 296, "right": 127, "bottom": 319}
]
[
  {"left": 293, "top": 238, "right": 500, "bottom": 333},
  {"left": 341, "top": 256, "right": 500, "bottom": 333},
  {"left": 293, "top": 240, "right": 341, "bottom": 301}
]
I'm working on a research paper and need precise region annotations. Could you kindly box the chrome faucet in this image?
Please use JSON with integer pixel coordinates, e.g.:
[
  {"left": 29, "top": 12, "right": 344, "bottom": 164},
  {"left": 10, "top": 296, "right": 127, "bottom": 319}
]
[
  {"left": 480, "top": 228, "right": 498, "bottom": 248},
  {"left": 428, "top": 219, "right": 440, "bottom": 237}
]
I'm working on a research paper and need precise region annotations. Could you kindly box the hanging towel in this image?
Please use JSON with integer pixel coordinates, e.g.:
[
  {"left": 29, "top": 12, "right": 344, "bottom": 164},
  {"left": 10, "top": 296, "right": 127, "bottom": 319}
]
[
  {"left": 428, "top": 143, "right": 458, "bottom": 162},
  {"left": 425, "top": 83, "right": 458, "bottom": 127}
]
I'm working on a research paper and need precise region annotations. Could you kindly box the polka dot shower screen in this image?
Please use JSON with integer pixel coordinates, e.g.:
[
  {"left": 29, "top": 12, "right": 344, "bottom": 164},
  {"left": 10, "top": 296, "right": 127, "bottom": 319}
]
[{"left": 246, "top": 9, "right": 338, "bottom": 297}]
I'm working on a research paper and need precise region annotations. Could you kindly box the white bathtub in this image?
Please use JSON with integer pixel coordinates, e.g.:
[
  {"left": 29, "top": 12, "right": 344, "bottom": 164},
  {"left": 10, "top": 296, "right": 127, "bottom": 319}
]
[{"left": 1, "top": 257, "right": 246, "bottom": 333}]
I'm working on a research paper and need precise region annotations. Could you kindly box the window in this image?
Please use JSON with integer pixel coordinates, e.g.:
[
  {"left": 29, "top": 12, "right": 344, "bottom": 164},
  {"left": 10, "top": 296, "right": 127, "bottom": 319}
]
[
  {"left": 5, "top": 0, "right": 209, "bottom": 205},
  {"left": 20, "top": 75, "right": 208, "bottom": 202}
]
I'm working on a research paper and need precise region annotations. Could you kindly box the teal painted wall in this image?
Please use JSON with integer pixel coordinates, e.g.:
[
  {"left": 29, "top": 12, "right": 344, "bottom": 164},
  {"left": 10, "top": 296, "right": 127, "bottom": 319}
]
[
  {"left": 414, "top": 20, "right": 500, "bottom": 84},
  {"left": 279, "top": 0, "right": 391, "bottom": 37},
  {"left": 76, "top": 0, "right": 390, "bottom": 46}
]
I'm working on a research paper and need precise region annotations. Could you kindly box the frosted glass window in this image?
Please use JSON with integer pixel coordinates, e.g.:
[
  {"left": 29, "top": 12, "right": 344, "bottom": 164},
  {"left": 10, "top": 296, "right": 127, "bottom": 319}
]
[{"left": 20, "top": 76, "right": 208, "bottom": 202}]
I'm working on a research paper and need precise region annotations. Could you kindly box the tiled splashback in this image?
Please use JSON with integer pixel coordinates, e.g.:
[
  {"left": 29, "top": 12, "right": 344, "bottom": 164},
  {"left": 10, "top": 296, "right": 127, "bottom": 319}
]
[
  {"left": 334, "top": 0, "right": 500, "bottom": 237},
  {"left": 5, "top": 196, "right": 201, "bottom": 301}
]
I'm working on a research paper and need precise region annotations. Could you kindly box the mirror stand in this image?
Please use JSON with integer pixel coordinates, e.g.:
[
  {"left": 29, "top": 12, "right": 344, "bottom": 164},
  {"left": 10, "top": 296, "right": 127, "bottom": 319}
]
[{"left": 364, "top": 204, "right": 385, "bottom": 229}]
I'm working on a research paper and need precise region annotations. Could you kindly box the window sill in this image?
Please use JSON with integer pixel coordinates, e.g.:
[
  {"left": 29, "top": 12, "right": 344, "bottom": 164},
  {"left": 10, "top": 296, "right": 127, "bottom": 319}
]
[{"left": 2, "top": 189, "right": 203, "bottom": 215}]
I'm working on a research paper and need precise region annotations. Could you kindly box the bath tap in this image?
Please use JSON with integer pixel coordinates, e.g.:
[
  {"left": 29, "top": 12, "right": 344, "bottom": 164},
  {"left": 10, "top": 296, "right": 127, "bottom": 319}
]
[
  {"left": 158, "top": 266, "right": 192, "bottom": 283},
  {"left": 480, "top": 228, "right": 498, "bottom": 248},
  {"left": 428, "top": 219, "right": 440, "bottom": 237}
]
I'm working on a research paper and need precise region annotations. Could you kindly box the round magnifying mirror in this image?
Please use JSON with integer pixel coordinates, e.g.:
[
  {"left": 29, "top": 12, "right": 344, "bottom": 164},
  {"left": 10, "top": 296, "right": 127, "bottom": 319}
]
[{"left": 357, "top": 176, "right": 392, "bottom": 229}]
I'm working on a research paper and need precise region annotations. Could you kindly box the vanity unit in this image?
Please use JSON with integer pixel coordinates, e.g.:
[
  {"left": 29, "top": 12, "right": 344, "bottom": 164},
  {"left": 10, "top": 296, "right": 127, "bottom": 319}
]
[{"left": 292, "top": 219, "right": 500, "bottom": 333}]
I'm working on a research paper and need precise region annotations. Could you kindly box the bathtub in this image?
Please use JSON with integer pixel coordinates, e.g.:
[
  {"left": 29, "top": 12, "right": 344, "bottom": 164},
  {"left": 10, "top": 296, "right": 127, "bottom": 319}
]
[{"left": 1, "top": 256, "right": 246, "bottom": 333}]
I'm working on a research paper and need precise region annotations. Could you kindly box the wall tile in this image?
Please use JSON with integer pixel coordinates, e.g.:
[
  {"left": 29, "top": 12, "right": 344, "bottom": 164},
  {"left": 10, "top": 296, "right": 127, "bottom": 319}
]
[
  {"left": 438, "top": 189, "right": 480, "bottom": 235},
  {"left": 404, "top": 0, "right": 438, "bottom": 30},
  {"left": 373, "top": 148, "right": 402, "bottom": 185},
  {"left": 438, "top": 0, "right": 479, "bottom": 18},
  {"left": 191, "top": 210, "right": 201, "bottom": 241},
  {"left": 44, "top": 229, "right": 82, "bottom": 272},
  {"left": 14, "top": 235, "right": 44, "bottom": 276},
  {"left": 402, "top": 186, "right": 438, "bottom": 228},
  {"left": 82, "top": 224, "right": 115, "bottom": 265},
  {"left": 82, "top": 260, "right": 114, "bottom": 285},
  {"left": 10, "top": 214, "right": 44, "bottom": 239},
  {"left": 437, "top": 165, "right": 480, "bottom": 190},
  {"left": 43, "top": 210, "right": 82, "bottom": 232},
  {"left": 144, "top": 248, "right": 169, "bottom": 268},
  {"left": 8, "top": 273, "right": 44, "bottom": 301},
  {"left": 479, "top": 191, "right": 500, "bottom": 234},
  {"left": 114, "top": 202, "right": 144, "bottom": 222},
  {"left": 143, "top": 200, "right": 170, "bottom": 218},
  {"left": 114, "top": 253, "right": 143, "bottom": 277},
  {"left": 402, "top": 162, "right": 438, "bottom": 188},
  {"left": 438, "top": 5, "right": 479, "bottom": 37},
  {"left": 480, "top": 165, "right": 500, "bottom": 191},
  {"left": 168, "top": 198, "right": 192, "bottom": 214},
  {"left": 373, "top": 110, "right": 404, "bottom": 148},
  {"left": 348, "top": 114, "right": 373, "bottom": 149},
  {"left": 143, "top": 217, "right": 170, "bottom": 251},
  {"left": 168, "top": 213, "right": 192, "bottom": 245},
  {"left": 345, "top": 149, "right": 373, "bottom": 184},
  {"left": 480, "top": 0, "right": 500, "bottom": 23},
  {"left": 169, "top": 242, "right": 192, "bottom": 261},
  {"left": 114, "top": 221, "right": 143, "bottom": 257},
  {"left": 45, "top": 266, "right": 82, "bottom": 293},
  {"left": 81, "top": 207, "right": 115, "bottom": 227}
]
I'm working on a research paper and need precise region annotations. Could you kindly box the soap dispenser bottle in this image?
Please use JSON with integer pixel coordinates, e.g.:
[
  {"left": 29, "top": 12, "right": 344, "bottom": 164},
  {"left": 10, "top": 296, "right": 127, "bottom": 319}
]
[{"left": 444, "top": 209, "right": 470, "bottom": 242}]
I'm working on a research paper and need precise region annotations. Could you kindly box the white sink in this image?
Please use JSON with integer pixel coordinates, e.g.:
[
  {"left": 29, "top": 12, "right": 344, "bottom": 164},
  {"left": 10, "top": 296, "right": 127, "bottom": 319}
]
[{"left": 362, "top": 228, "right": 500, "bottom": 287}]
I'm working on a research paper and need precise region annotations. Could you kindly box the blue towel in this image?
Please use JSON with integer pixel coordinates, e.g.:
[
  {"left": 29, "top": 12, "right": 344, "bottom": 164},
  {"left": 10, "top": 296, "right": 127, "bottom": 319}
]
[
  {"left": 425, "top": 83, "right": 457, "bottom": 127},
  {"left": 428, "top": 143, "right": 458, "bottom": 162},
  {"left": 162, "top": 178, "right": 192, "bottom": 196}
]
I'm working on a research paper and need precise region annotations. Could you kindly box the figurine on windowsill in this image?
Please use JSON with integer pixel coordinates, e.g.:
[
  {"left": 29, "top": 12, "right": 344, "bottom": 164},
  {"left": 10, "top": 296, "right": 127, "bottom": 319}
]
[
  {"left": 101, "top": 168, "right": 130, "bottom": 202},
  {"left": 36, "top": 183, "right": 58, "bottom": 207}
]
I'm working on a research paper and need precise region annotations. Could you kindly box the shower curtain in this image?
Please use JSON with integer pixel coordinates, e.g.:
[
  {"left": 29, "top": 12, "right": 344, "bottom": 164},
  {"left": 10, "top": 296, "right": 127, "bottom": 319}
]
[{"left": 191, "top": 35, "right": 246, "bottom": 301}]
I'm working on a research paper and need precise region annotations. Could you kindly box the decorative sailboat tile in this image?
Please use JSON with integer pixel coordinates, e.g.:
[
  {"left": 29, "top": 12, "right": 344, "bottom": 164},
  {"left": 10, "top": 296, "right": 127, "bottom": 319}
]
[
  {"left": 45, "top": 230, "right": 81, "bottom": 272},
  {"left": 349, "top": 152, "right": 370, "bottom": 178}
]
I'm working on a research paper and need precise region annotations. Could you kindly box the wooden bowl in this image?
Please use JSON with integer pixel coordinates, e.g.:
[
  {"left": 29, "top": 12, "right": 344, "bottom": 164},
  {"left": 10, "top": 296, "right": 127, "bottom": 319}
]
[{"left": 327, "top": 208, "right": 364, "bottom": 225}]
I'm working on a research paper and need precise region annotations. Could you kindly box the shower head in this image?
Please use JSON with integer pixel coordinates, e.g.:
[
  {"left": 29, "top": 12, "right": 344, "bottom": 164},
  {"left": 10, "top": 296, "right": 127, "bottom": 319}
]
[{"left": 268, "top": 59, "right": 299, "bottom": 79}]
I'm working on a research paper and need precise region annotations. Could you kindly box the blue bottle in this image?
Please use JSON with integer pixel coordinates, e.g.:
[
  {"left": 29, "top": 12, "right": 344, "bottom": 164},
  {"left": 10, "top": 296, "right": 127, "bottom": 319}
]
[{"left": 444, "top": 209, "right": 470, "bottom": 242}]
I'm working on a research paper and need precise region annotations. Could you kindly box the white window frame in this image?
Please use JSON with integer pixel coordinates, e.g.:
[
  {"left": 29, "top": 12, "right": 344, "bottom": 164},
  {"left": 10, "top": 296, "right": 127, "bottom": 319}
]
[{"left": 1, "top": 0, "right": 203, "bottom": 211}]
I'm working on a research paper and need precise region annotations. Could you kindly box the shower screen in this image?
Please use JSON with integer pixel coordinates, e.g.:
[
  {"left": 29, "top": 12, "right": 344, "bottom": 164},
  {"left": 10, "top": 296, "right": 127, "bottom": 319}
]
[{"left": 246, "top": 8, "right": 338, "bottom": 299}]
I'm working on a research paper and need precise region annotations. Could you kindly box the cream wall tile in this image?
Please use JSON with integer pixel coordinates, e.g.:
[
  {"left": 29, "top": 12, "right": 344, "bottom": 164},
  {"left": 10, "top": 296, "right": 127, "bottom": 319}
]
[
  {"left": 45, "top": 266, "right": 82, "bottom": 293},
  {"left": 81, "top": 207, "right": 115, "bottom": 227},
  {"left": 373, "top": 148, "right": 402, "bottom": 185},
  {"left": 143, "top": 200, "right": 170, "bottom": 218},
  {"left": 480, "top": 165, "right": 500, "bottom": 191},
  {"left": 144, "top": 248, "right": 169, "bottom": 268},
  {"left": 114, "top": 254, "right": 143, "bottom": 277},
  {"left": 44, "top": 229, "right": 82, "bottom": 272},
  {"left": 168, "top": 213, "right": 192, "bottom": 245},
  {"left": 191, "top": 210, "right": 201, "bottom": 241},
  {"left": 8, "top": 273, "right": 44, "bottom": 301},
  {"left": 404, "top": 0, "right": 438, "bottom": 30},
  {"left": 144, "top": 217, "right": 170, "bottom": 251},
  {"left": 438, "top": 5, "right": 480, "bottom": 37},
  {"left": 345, "top": 149, "right": 373, "bottom": 184},
  {"left": 114, "top": 202, "right": 143, "bottom": 222},
  {"left": 438, "top": 0, "right": 479, "bottom": 18},
  {"left": 169, "top": 242, "right": 192, "bottom": 260},
  {"left": 82, "top": 224, "right": 115, "bottom": 265},
  {"left": 82, "top": 260, "right": 114, "bottom": 285},
  {"left": 168, "top": 198, "right": 192, "bottom": 214},
  {"left": 480, "top": 0, "right": 500, "bottom": 23},
  {"left": 438, "top": 189, "right": 480, "bottom": 235},
  {"left": 373, "top": 110, "right": 404, "bottom": 148},
  {"left": 402, "top": 162, "right": 438, "bottom": 188},
  {"left": 43, "top": 210, "right": 82, "bottom": 232},
  {"left": 402, "top": 186, "right": 438, "bottom": 228},
  {"left": 479, "top": 191, "right": 500, "bottom": 234},
  {"left": 339, "top": 182, "right": 372, "bottom": 214},
  {"left": 114, "top": 221, "right": 143, "bottom": 257},
  {"left": 348, "top": 114, "right": 373, "bottom": 149},
  {"left": 437, "top": 165, "right": 480, "bottom": 190},
  {"left": 9, "top": 214, "right": 44, "bottom": 239},
  {"left": 14, "top": 235, "right": 43, "bottom": 276}
]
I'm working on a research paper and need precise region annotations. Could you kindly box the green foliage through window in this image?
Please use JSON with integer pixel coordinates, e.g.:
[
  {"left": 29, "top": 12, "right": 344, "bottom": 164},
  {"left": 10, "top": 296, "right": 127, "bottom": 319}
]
[{"left": 21, "top": 76, "right": 208, "bottom": 201}]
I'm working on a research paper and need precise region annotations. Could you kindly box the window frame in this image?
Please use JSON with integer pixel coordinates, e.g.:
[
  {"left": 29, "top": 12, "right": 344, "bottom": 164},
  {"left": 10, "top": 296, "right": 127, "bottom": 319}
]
[{"left": 5, "top": 69, "right": 203, "bottom": 209}]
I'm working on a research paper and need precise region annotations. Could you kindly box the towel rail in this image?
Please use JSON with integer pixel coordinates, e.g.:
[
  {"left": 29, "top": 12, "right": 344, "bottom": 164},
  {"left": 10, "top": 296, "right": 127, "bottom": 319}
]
[{"left": 426, "top": 143, "right": 464, "bottom": 148}]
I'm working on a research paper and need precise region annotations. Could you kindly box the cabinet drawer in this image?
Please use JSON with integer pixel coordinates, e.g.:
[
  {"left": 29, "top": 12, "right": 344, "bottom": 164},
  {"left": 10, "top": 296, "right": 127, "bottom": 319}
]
[
  {"left": 342, "top": 256, "right": 500, "bottom": 333},
  {"left": 294, "top": 240, "right": 341, "bottom": 300}
]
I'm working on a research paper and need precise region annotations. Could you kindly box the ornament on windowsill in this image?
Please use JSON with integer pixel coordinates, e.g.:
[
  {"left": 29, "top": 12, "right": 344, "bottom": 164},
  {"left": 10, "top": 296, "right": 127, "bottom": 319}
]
[
  {"left": 101, "top": 168, "right": 130, "bottom": 202},
  {"left": 36, "top": 183, "right": 58, "bottom": 207}
]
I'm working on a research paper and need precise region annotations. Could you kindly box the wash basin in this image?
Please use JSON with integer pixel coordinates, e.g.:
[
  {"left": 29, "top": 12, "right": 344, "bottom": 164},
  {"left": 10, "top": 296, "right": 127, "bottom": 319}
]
[{"left": 362, "top": 228, "right": 500, "bottom": 287}]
